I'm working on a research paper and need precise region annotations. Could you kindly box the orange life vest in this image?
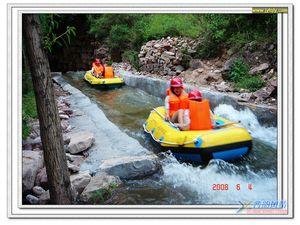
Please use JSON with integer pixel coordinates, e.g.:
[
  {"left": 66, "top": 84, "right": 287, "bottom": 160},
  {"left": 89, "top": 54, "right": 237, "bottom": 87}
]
[
  {"left": 104, "top": 66, "right": 114, "bottom": 78},
  {"left": 189, "top": 99, "right": 212, "bottom": 130},
  {"left": 92, "top": 63, "right": 104, "bottom": 75},
  {"left": 167, "top": 88, "right": 189, "bottom": 117}
]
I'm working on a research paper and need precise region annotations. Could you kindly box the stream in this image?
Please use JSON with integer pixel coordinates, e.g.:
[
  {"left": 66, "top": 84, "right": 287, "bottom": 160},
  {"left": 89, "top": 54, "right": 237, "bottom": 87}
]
[{"left": 63, "top": 72, "right": 277, "bottom": 205}]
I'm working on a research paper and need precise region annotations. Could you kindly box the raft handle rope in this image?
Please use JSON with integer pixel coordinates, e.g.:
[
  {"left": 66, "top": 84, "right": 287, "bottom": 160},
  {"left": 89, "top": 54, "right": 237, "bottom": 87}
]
[{"left": 149, "top": 108, "right": 200, "bottom": 146}]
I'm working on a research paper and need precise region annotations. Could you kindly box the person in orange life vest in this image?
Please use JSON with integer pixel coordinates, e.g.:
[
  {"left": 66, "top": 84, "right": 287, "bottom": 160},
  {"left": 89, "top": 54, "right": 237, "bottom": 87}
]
[
  {"left": 172, "top": 90, "right": 213, "bottom": 131},
  {"left": 91, "top": 58, "right": 105, "bottom": 78},
  {"left": 187, "top": 90, "right": 213, "bottom": 130},
  {"left": 164, "top": 77, "right": 189, "bottom": 127}
]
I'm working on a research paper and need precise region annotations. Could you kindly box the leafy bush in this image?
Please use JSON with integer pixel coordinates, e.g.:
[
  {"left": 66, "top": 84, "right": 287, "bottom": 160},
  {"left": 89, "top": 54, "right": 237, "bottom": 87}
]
[
  {"left": 141, "top": 14, "right": 201, "bottom": 40},
  {"left": 22, "top": 91, "right": 37, "bottom": 139},
  {"left": 122, "top": 50, "right": 139, "bottom": 69},
  {"left": 228, "top": 59, "right": 264, "bottom": 92},
  {"left": 235, "top": 76, "right": 265, "bottom": 92},
  {"left": 90, "top": 183, "right": 118, "bottom": 204},
  {"left": 228, "top": 59, "right": 250, "bottom": 83}
]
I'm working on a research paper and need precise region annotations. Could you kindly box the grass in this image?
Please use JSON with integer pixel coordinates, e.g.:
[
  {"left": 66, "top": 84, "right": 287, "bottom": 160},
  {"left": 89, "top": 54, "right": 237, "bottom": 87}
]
[
  {"left": 228, "top": 59, "right": 265, "bottom": 92},
  {"left": 22, "top": 91, "right": 37, "bottom": 139}
]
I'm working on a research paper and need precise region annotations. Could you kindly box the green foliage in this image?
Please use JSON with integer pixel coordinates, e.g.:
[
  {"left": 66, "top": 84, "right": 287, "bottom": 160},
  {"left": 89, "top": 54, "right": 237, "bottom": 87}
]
[
  {"left": 122, "top": 50, "right": 139, "bottom": 69},
  {"left": 141, "top": 14, "right": 201, "bottom": 40},
  {"left": 235, "top": 76, "right": 265, "bottom": 92},
  {"left": 87, "top": 13, "right": 277, "bottom": 63},
  {"left": 228, "top": 59, "right": 265, "bottom": 92},
  {"left": 90, "top": 183, "right": 118, "bottom": 204},
  {"left": 22, "top": 91, "right": 37, "bottom": 139},
  {"left": 195, "top": 14, "right": 277, "bottom": 58},
  {"left": 228, "top": 59, "right": 250, "bottom": 83},
  {"left": 40, "top": 14, "right": 76, "bottom": 52}
]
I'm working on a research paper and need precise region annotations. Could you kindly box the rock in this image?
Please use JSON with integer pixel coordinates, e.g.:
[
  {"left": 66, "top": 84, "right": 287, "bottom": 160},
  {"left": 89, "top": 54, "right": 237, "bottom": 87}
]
[
  {"left": 215, "top": 82, "right": 234, "bottom": 92},
  {"left": 175, "top": 65, "right": 184, "bottom": 74},
  {"left": 67, "top": 161, "right": 80, "bottom": 173},
  {"left": 239, "top": 93, "right": 254, "bottom": 102},
  {"left": 23, "top": 136, "right": 42, "bottom": 149},
  {"left": 205, "top": 72, "right": 223, "bottom": 84},
  {"left": 59, "top": 114, "right": 69, "bottom": 120},
  {"left": 22, "top": 151, "right": 44, "bottom": 192},
  {"left": 66, "top": 153, "right": 84, "bottom": 162},
  {"left": 80, "top": 174, "right": 122, "bottom": 203},
  {"left": 32, "top": 186, "right": 46, "bottom": 197},
  {"left": 70, "top": 171, "right": 91, "bottom": 194},
  {"left": 26, "top": 194, "right": 39, "bottom": 204},
  {"left": 67, "top": 131, "right": 95, "bottom": 154},
  {"left": 38, "top": 190, "right": 50, "bottom": 204},
  {"left": 63, "top": 134, "right": 71, "bottom": 145},
  {"left": 253, "top": 84, "right": 276, "bottom": 101},
  {"left": 249, "top": 63, "right": 269, "bottom": 75},
  {"left": 269, "top": 78, "right": 277, "bottom": 87},
  {"left": 222, "top": 57, "right": 237, "bottom": 71},
  {"left": 189, "top": 59, "right": 203, "bottom": 70},
  {"left": 98, "top": 155, "right": 161, "bottom": 180},
  {"left": 35, "top": 167, "right": 48, "bottom": 189}
]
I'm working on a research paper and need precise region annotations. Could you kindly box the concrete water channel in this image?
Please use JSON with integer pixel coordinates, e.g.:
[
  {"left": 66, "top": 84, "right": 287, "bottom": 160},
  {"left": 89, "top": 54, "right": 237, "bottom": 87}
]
[{"left": 54, "top": 70, "right": 278, "bottom": 205}]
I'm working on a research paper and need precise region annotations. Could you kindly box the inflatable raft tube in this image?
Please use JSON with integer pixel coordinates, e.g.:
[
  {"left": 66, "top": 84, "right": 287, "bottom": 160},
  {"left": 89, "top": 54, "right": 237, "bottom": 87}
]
[
  {"left": 84, "top": 70, "right": 124, "bottom": 88},
  {"left": 143, "top": 106, "right": 252, "bottom": 163}
]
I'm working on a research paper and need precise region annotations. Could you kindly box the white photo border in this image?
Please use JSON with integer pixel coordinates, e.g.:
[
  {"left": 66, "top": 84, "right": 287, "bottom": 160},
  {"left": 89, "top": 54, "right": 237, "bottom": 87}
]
[{"left": 7, "top": 1, "right": 294, "bottom": 218}]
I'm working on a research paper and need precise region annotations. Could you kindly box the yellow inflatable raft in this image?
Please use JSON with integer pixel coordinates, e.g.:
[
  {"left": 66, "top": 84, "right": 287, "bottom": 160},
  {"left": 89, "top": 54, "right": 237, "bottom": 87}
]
[
  {"left": 84, "top": 70, "right": 124, "bottom": 87},
  {"left": 143, "top": 106, "right": 252, "bottom": 163}
]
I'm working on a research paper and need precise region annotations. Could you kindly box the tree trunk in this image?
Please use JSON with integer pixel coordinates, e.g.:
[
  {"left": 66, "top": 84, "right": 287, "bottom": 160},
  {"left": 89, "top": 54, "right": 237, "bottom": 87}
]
[{"left": 23, "top": 14, "right": 72, "bottom": 204}]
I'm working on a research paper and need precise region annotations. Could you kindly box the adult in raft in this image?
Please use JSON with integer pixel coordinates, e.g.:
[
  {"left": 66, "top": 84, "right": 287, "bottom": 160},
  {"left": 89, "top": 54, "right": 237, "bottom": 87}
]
[
  {"left": 165, "top": 78, "right": 213, "bottom": 130},
  {"left": 91, "top": 58, "right": 105, "bottom": 78},
  {"left": 164, "top": 77, "right": 189, "bottom": 127}
]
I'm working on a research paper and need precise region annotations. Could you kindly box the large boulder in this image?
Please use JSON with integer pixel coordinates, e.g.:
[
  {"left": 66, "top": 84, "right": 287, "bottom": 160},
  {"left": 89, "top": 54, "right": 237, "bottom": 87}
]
[
  {"left": 189, "top": 59, "right": 204, "bottom": 70},
  {"left": 253, "top": 83, "right": 276, "bottom": 101},
  {"left": 98, "top": 155, "right": 161, "bottom": 180},
  {"left": 38, "top": 190, "right": 50, "bottom": 204},
  {"left": 70, "top": 171, "right": 91, "bottom": 194},
  {"left": 35, "top": 167, "right": 48, "bottom": 189},
  {"left": 32, "top": 186, "right": 46, "bottom": 197},
  {"left": 215, "top": 81, "right": 234, "bottom": 92},
  {"left": 26, "top": 194, "right": 39, "bottom": 204},
  {"left": 67, "top": 131, "right": 95, "bottom": 154},
  {"left": 80, "top": 174, "right": 122, "bottom": 203},
  {"left": 22, "top": 150, "right": 44, "bottom": 192},
  {"left": 249, "top": 63, "right": 269, "bottom": 75}
]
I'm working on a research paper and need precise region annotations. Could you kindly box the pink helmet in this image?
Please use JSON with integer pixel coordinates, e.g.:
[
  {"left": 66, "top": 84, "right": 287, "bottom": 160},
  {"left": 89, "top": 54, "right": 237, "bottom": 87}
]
[
  {"left": 170, "top": 77, "right": 183, "bottom": 88},
  {"left": 188, "top": 90, "right": 202, "bottom": 101},
  {"left": 94, "top": 58, "right": 101, "bottom": 65}
]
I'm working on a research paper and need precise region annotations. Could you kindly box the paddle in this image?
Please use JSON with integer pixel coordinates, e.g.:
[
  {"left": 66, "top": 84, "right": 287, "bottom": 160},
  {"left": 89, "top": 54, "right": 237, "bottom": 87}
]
[{"left": 210, "top": 109, "right": 240, "bottom": 129}]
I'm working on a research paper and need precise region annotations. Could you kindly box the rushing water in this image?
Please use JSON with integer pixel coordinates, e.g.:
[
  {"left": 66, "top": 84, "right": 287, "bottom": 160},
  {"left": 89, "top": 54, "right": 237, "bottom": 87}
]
[{"left": 63, "top": 72, "right": 277, "bottom": 205}]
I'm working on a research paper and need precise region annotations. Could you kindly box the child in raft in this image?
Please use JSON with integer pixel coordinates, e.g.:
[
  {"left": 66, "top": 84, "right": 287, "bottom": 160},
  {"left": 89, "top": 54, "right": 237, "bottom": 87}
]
[
  {"left": 91, "top": 58, "right": 105, "bottom": 78},
  {"left": 164, "top": 77, "right": 189, "bottom": 129}
]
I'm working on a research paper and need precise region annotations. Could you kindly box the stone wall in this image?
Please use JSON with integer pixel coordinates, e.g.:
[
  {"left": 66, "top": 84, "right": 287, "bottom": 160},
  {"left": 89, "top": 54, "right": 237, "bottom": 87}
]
[{"left": 138, "top": 37, "right": 199, "bottom": 76}]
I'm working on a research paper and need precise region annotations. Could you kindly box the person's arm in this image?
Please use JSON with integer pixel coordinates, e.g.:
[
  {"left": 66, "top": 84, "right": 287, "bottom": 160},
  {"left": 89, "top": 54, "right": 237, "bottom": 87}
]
[{"left": 164, "top": 96, "right": 170, "bottom": 121}]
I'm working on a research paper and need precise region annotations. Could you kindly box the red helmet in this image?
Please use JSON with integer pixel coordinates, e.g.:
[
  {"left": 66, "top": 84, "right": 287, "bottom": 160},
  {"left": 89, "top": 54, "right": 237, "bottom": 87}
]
[
  {"left": 188, "top": 90, "right": 202, "bottom": 101},
  {"left": 170, "top": 77, "right": 183, "bottom": 88}
]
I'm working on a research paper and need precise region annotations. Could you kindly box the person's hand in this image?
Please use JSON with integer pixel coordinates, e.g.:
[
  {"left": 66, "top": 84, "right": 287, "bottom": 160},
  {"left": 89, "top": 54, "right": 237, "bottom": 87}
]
[{"left": 165, "top": 114, "right": 170, "bottom": 121}]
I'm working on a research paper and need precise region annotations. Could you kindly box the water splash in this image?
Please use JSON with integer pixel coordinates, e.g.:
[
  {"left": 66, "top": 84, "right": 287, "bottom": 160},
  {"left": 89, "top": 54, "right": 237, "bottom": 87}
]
[
  {"left": 161, "top": 154, "right": 277, "bottom": 204},
  {"left": 213, "top": 104, "right": 277, "bottom": 148}
]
